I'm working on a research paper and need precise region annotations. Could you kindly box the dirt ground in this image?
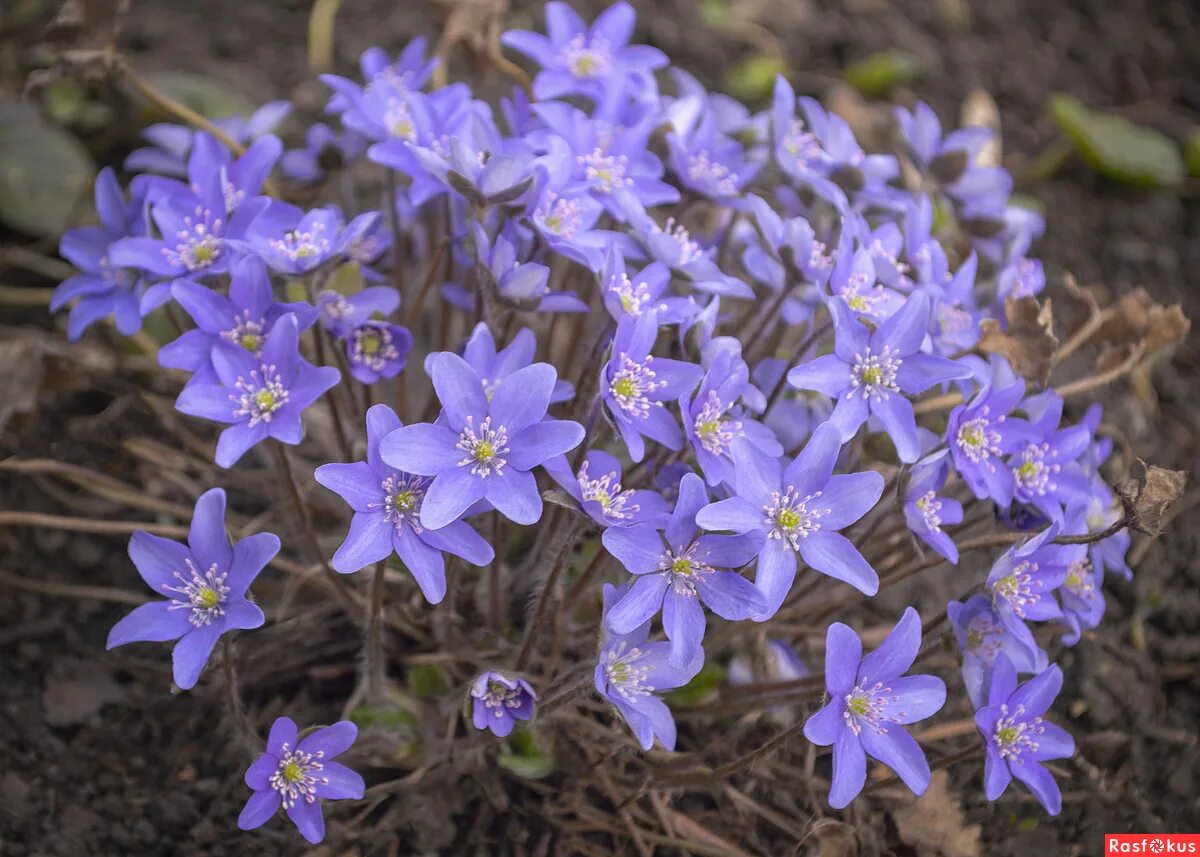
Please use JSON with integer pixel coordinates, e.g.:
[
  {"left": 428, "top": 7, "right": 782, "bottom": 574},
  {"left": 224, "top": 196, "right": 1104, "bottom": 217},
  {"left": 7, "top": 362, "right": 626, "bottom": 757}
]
[{"left": 1, "top": 0, "right": 1197, "bottom": 854}]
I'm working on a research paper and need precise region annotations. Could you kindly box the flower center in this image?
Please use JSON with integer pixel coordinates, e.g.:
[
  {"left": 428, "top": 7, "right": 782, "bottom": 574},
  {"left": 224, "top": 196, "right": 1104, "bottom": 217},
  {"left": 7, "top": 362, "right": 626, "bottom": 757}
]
[
  {"left": 1064, "top": 559, "right": 1095, "bottom": 598},
  {"left": 687, "top": 150, "right": 740, "bottom": 197},
  {"left": 270, "top": 744, "right": 328, "bottom": 809},
  {"left": 371, "top": 473, "right": 429, "bottom": 534},
  {"left": 763, "top": 487, "right": 827, "bottom": 551},
  {"left": 608, "top": 353, "right": 665, "bottom": 419},
  {"left": 351, "top": 325, "right": 401, "bottom": 371},
  {"left": 1012, "top": 442, "right": 1060, "bottom": 498},
  {"left": 692, "top": 390, "right": 743, "bottom": 455},
  {"left": 578, "top": 461, "right": 638, "bottom": 522},
  {"left": 654, "top": 217, "right": 703, "bottom": 266},
  {"left": 579, "top": 149, "right": 631, "bottom": 193},
  {"left": 563, "top": 34, "right": 613, "bottom": 78},
  {"left": 456, "top": 416, "right": 509, "bottom": 477},
  {"left": 537, "top": 193, "right": 585, "bottom": 238},
  {"left": 660, "top": 545, "right": 712, "bottom": 595},
  {"left": 915, "top": 489, "right": 943, "bottom": 531},
  {"left": 232, "top": 365, "right": 290, "bottom": 426},
  {"left": 479, "top": 680, "right": 524, "bottom": 716},
  {"left": 850, "top": 346, "right": 901, "bottom": 399},
  {"left": 992, "top": 560, "right": 1041, "bottom": 617},
  {"left": 221, "top": 312, "right": 266, "bottom": 354},
  {"left": 164, "top": 206, "right": 224, "bottom": 272},
  {"left": 270, "top": 221, "right": 330, "bottom": 264},
  {"left": 603, "top": 642, "right": 655, "bottom": 702},
  {"left": 956, "top": 408, "right": 1003, "bottom": 467},
  {"left": 609, "top": 273, "right": 661, "bottom": 318},
  {"left": 842, "top": 680, "right": 905, "bottom": 736},
  {"left": 163, "top": 558, "right": 229, "bottom": 627},
  {"left": 993, "top": 703, "right": 1044, "bottom": 761}
]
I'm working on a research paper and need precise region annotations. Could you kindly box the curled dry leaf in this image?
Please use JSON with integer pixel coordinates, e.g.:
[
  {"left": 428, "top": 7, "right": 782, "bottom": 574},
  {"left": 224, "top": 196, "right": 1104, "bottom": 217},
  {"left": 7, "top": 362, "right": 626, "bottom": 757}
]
[
  {"left": 960, "top": 88, "right": 1001, "bottom": 168},
  {"left": 1098, "top": 288, "right": 1190, "bottom": 353},
  {"left": 1115, "top": 462, "right": 1188, "bottom": 537},
  {"left": 977, "top": 297, "right": 1058, "bottom": 387},
  {"left": 892, "top": 770, "right": 981, "bottom": 857}
]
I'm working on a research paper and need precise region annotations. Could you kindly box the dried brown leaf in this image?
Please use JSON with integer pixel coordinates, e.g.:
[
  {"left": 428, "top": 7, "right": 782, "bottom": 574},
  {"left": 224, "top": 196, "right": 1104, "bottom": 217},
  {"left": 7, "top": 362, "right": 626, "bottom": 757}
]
[
  {"left": 960, "top": 88, "right": 1001, "bottom": 167},
  {"left": 1115, "top": 462, "right": 1188, "bottom": 537},
  {"left": 892, "top": 770, "right": 981, "bottom": 857},
  {"left": 977, "top": 297, "right": 1058, "bottom": 387},
  {"left": 813, "top": 818, "right": 858, "bottom": 857},
  {"left": 1099, "top": 288, "right": 1190, "bottom": 352}
]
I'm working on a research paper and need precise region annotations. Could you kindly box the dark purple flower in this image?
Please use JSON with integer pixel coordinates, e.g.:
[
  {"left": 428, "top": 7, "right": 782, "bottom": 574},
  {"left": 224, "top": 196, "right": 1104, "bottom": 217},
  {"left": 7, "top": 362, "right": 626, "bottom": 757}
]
[
  {"left": 106, "top": 489, "right": 277, "bottom": 689},
  {"left": 158, "top": 257, "right": 319, "bottom": 381},
  {"left": 237, "top": 717, "right": 364, "bottom": 844},
  {"left": 696, "top": 422, "right": 883, "bottom": 617},
  {"left": 594, "top": 583, "right": 703, "bottom": 751},
  {"left": 601, "top": 472, "right": 765, "bottom": 668},
  {"left": 787, "top": 291, "right": 971, "bottom": 462},
  {"left": 803, "top": 608, "right": 946, "bottom": 808},
  {"left": 175, "top": 314, "right": 341, "bottom": 467},
  {"left": 317, "top": 286, "right": 400, "bottom": 338},
  {"left": 470, "top": 672, "right": 537, "bottom": 737},
  {"left": 544, "top": 449, "right": 668, "bottom": 528},
  {"left": 314, "top": 404, "right": 492, "bottom": 602},
  {"left": 345, "top": 321, "right": 412, "bottom": 383},
  {"left": 601, "top": 310, "right": 703, "bottom": 462},
  {"left": 975, "top": 657, "right": 1074, "bottom": 815},
  {"left": 379, "top": 352, "right": 583, "bottom": 528},
  {"left": 947, "top": 594, "right": 1047, "bottom": 708},
  {"left": 902, "top": 449, "right": 964, "bottom": 563}
]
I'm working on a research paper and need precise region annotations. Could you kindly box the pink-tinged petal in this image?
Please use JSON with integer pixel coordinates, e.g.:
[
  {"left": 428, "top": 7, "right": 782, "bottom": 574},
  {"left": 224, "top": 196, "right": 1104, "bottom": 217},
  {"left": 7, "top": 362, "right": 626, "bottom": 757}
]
[
  {"left": 421, "top": 468, "right": 487, "bottom": 531},
  {"left": 505, "top": 419, "right": 584, "bottom": 471},
  {"left": 887, "top": 675, "right": 947, "bottom": 724},
  {"left": 128, "top": 530, "right": 191, "bottom": 593},
  {"left": 484, "top": 467, "right": 542, "bottom": 525},
  {"left": 799, "top": 530, "right": 879, "bottom": 595},
  {"left": 1011, "top": 760, "right": 1062, "bottom": 815},
  {"left": 858, "top": 606, "right": 921, "bottom": 684},
  {"left": 695, "top": 571, "right": 764, "bottom": 621},
  {"left": 489, "top": 363, "right": 556, "bottom": 433},
  {"left": 787, "top": 354, "right": 850, "bottom": 397},
  {"left": 315, "top": 761, "right": 365, "bottom": 800},
  {"left": 824, "top": 622, "right": 863, "bottom": 696},
  {"left": 332, "top": 512, "right": 394, "bottom": 574},
  {"left": 171, "top": 623, "right": 222, "bottom": 690},
  {"left": 871, "top": 393, "right": 920, "bottom": 463},
  {"left": 237, "top": 789, "right": 281, "bottom": 830},
  {"left": 298, "top": 720, "right": 357, "bottom": 758},
  {"left": 268, "top": 716, "right": 299, "bottom": 755},
  {"left": 751, "top": 537, "right": 796, "bottom": 621},
  {"left": 695, "top": 496, "right": 762, "bottom": 534},
  {"left": 286, "top": 796, "right": 326, "bottom": 844},
  {"left": 859, "top": 726, "right": 930, "bottom": 796},
  {"left": 428, "top": 352, "right": 487, "bottom": 430},
  {"left": 828, "top": 728, "right": 867, "bottom": 809},
  {"left": 602, "top": 524, "right": 665, "bottom": 575},
  {"left": 314, "top": 462, "right": 382, "bottom": 512},
  {"left": 106, "top": 601, "right": 192, "bottom": 648},
  {"left": 803, "top": 701, "right": 844, "bottom": 747},
  {"left": 663, "top": 590, "right": 705, "bottom": 668},
  {"left": 244, "top": 753, "right": 278, "bottom": 789},
  {"left": 819, "top": 471, "right": 884, "bottom": 530},
  {"left": 605, "top": 573, "right": 669, "bottom": 634},
  {"left": 378, "top": 423, "right": 461, "bottom": 475}
]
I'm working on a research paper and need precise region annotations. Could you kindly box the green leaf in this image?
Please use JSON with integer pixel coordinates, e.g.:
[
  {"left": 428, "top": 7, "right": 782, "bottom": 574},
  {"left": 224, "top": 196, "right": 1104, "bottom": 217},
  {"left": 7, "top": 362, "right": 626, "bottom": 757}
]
[
  {"left": 1185, "top": 128, "right": 1200, "bottom": 178},
  {"left": 724, "top": 55, "right": 785, "bottom": 103},
  {"left": 498, "top": 728, "right": 554, "bottom": 779},
  {"left": 0, "top": 107, "right": 95, "bottom": 238},
  {"left": 1049, "top": 94, "right": 1184, "bottom": 188},
  {"left": 699, "top": 0, "right": 731, "bottom": 27},
  {"left": 406, "top": 663, "right": 448, "bottom": 698},
  {"left": 137, "top": 71, "right": 254, "bottom": 120},
  {"left": 844, "top": 51, "right": 920, "bottom": 98}
]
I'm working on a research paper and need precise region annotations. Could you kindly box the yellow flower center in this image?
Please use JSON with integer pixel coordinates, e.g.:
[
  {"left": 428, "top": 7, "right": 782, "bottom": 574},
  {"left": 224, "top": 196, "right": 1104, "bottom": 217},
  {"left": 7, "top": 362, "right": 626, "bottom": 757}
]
[
  {"left": 671, "top": 557, "right": 694, "bottom": 575},
  {"left": 474, "top": 441, "right": 495, "bottom": 463},
  {"left": 255, "top": 390, "right": 277, "bottom": 412},
  {"left": 847, "top": 694, "right": 870, "bottom": 717},
  {"left": 1017, "top": 461, "right": 1039, "bottom": 480},
  {"left": 193, "top": 245, "right": 216, "bottom": 265},
  {"left": 195, "top": 586, "right": 220, "bottom": 610},
  {"left": 613, "top": 377, "right": 636, "bottom": 398},
  {"left": 238, "top": 333, "right": 260, "bottom": 352},
  {"left": 861, "top": 366, "right": 882, "bottom": 386},
  {"left": 777, "top": 508, "right": 801, "bottom": 530},
  {"left": 392, "top": 490, "right": 415, "bottom": 511},
  {"left": 282, "top": 762, "right": 304, "bottom": 783},
  {"left": 360, "top": 331, "right": 382, "bottom": 356},
  {"left": 997, "top": 726, "right": 1020, "bottom": 746}
]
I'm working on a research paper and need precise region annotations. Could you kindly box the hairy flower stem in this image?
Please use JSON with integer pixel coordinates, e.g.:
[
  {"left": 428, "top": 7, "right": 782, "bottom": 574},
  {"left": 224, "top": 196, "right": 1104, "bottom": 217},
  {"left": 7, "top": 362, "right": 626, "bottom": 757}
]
[
  {"left": 488, "top": 512, "right": 502, "bottom": 630},
  {"left": 221, "top": 637, "right": 257, "bottom": 751},
  {"left": 514, "top": 514, "right": 581, "bottom": 671},
  {"left": 365, "top": 559, "right": 388, "bottom": 706}
]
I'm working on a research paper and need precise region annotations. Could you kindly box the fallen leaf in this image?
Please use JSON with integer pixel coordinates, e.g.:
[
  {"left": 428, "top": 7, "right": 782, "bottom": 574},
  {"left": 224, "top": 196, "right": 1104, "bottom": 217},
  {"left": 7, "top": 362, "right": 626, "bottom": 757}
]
[
  {"left": 892, "top": 770, "right": 981, "bottom": 857},
  {"left": 1115, "top": 463, "right": 1188, "bottom": 537},
  {"left": 977, "top": 297, "right": 1058, "bottom": 387},
  {"left": 960, "top": 88, "right": 1001, "bottom": 167},
  {"left": 813, "top": 818, "right": 858, "bottom": 857},
  {"left": 43, "top": 671, "right": 124, "bottom": 727}
]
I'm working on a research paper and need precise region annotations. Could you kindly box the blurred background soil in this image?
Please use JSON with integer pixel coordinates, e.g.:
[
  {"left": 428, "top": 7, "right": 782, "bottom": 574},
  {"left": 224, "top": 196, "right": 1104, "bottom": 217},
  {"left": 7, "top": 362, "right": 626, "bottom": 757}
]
[{"left": 0, "top": 0, "right": 1197, "bottom": 854}]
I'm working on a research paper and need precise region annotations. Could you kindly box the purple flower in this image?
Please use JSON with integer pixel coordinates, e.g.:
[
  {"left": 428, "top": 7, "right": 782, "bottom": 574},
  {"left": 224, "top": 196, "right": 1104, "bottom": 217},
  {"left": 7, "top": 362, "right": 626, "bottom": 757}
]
[
  {"left": 633, "top": 213, "right": 753, "bottom": 298},
  {"left": 280, "top": 122, "right": 367, "bottom": 183},
  {"left": 696, "top": 423, "right": 883, "bottom": 617},
  {"left": 51, "top": 168, "right": 150, "bottom": 340},
  {"left": 599, "top": 251, "right": 695, "bottom": 324},
  {"left": 902, "top": 450, "right": 964, "bottom": 563},
  {"left": 947, "top": 594, "right": 1047, "bottom": 708},
  {"left": 317, "top": 286, "right": 400, "bottom": 338},
  {"left": 237, "top": 717, "right": 364, "bottom": 844},
  {"left": 314, "top": 404, "right": 492, "bottom": 602},
  {"left": 242, "top": 202, "right": 357, "bottom": 275},
  {"left": 470, "top": 672, "right": 537, "bottom": 737},
  {"left": 175, "top": 314, "right": 341, "bottom": 467},
  {"left": 1057, "top": 507, "right": 1107, "bottom": 646},
  {"left": 1007, "top": 391, "right": 1092, "bottom": 523},
  {"left": 501, "top": 2, "right": 667, "bottom": 102},
  {"left": 125, "top": 102, "right": 290, "bottom": 178},
  {"left": 667, "top": 109, "right": 757, "bottom": 203},
  {"left": 986, "top": 525, "right": 1084, "bottom": 656},
  {"left": 529, "top": 189, "right": 608, "bottom": 268},
  {"left": 345, "top": 321, "right": 412, "bottom": 383},
  {"left": 601, "top": 310, "right": 704, "bottom": 462},
  {"left": 321, "top": 40, "right": 436, "bottom": 118},
  {"left": 470, "top": 223, "right": 588, "bottom": 314},
  {"left": 787, "top": 291, "right": 971, "bottom": 463},
  {"left": 460, "top": 321, "right": 574, "bottom": 403},
  {"left": 803, "top": 608, "right": 947, "bottom": 808},
  {"left": 379, "top": 352, "right": 583, "bottom": 528},
  {"left": 594, "top": 583, "right": 703, "bottom": 751},
  {"left": 601, "top": 472, "right": 765, "bottom": 668},
  {"left": 158, "top": 257, "right": 319, "bottom": 381},
  {"left": 975, "top": 657, "right": 1074, "bottom": 815},
  {"left": 106, "top": 489, "right": 277, "bottom": 689},
  {"left": 947, "top": 366, "right": 1037, "bottom": 506},
  {"left": 893, "top": 101, "right": 994, "bottom": 179},
  {"left": 544, "top": 449, "right": 668, "bottom": 528}
]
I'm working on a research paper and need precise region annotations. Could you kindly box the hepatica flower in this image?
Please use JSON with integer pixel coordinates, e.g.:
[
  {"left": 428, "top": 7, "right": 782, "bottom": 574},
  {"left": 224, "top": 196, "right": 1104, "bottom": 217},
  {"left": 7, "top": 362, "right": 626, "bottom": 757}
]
[
  {"left": 948, "top": 594, "right": 1047, "bottom": 708},
  {"left": 902, "top": 449, "right": 963, "bottom": 563},
  {"left": 175, "top": 314, "right": 341, "bottom": 467},
  {"left": 986, "top": 526, "right": 1082, "bottom": 654},
  {"left": 380, "top": 352, "right": 584, "bottom": 528},
  {"left": 544, "top": 449, "right": 668, "bottom": 528},
  {"left": 238, "top": 717, "right": 364, "bottom": 844},
  {"left": 345, "top": 321, "right": 412, "bottom": 383},
  {"left": 317, "top": 286, "right": 400, "bottom": 338},
  {"left": 787, "top": 292, "right": 970, "bottom": 462},
  {"left": 314, "top": 404, "right": 492, "bottom": 602},
  {"left": 696, "top": 423, "right": 883, "bottom": 618},
  {"left": 470, "top": 672, "right": 537, "bottom": 737},
  {"left": 595, "top": 583, "right": 703, "bottom": 751},
  {"left": 242, "top": 202, "right": 350, "bottom": 275},
  {"left": 461, "top": 321, "right": 574, "bottom": 403},
  {"left": 803, "top": 608, "right": 947, "bottom": 808},
  {"left": 106, "top": 489, "right": 278, "bottom": 689},
  {"left": 602, "top": 472, "right": 764, "bottom": 668},
  {"left": 975, "top": 657, "right": 1074, "bottom": 815},
  {"left": 601, "top": 310, "right": 704, "bottom": 462},
  {"left": 947, "top": 369, "right": 1036, "bottom": 506}
]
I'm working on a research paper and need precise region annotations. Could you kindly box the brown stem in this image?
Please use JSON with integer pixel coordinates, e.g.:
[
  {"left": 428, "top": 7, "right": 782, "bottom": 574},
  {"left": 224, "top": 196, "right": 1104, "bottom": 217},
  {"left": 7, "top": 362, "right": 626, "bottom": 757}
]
[
  {"left": 221, "top": 637, "right": 258, "bottom": 751},
  {"left": 366, "top": 559, "right": 388, "bottom": 706},
  {"left": 514, "top": 517, "right": 579, "bottom": 671}
]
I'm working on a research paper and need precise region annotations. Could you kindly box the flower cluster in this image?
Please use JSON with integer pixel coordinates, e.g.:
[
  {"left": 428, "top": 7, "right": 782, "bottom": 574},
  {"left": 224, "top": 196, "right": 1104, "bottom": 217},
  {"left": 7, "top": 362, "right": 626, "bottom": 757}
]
[{"left": 52, "top": 1, "right": 1169, "bottom": 844}]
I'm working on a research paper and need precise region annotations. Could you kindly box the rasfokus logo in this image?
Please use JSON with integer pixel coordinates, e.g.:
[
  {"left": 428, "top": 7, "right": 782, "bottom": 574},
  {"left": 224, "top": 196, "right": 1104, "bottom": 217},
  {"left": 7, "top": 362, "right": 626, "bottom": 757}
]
[{"left": 1106, "top": 835, "right": 1200, "bottom": 854}]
